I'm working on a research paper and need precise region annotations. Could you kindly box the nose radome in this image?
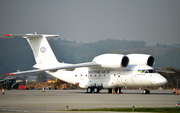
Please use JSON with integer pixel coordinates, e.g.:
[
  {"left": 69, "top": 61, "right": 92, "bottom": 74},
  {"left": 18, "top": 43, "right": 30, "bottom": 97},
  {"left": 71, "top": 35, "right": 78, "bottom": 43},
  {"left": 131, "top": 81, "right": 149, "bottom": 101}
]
[
  {"left": 153, "top": 74, "right": 167, "bottom": 86},
  {"left": 160, "top": 76, "right": 167, "bottom": 85}
]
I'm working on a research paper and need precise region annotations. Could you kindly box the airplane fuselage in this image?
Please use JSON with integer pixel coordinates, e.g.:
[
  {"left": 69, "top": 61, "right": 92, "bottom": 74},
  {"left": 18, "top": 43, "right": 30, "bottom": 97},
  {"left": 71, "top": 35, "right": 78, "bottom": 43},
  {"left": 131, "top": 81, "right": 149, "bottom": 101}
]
[{"left": 47, "top": 64, "right": 167, "bottom": 89}]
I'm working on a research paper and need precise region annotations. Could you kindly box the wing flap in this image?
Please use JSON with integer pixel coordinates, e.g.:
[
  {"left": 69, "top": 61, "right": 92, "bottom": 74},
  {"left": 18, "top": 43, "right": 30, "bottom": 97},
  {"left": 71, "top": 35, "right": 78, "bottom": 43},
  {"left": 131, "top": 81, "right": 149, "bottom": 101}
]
[{"left": 6, "top": 62, "right": 99, "bottom": 75}]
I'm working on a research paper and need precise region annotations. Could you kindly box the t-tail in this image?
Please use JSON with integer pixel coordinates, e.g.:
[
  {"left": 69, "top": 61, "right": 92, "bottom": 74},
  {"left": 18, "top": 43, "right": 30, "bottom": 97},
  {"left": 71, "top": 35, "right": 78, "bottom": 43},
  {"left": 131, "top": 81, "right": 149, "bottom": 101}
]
[{"left": 3, "top": 33, "right": 59, "bottom": 67}]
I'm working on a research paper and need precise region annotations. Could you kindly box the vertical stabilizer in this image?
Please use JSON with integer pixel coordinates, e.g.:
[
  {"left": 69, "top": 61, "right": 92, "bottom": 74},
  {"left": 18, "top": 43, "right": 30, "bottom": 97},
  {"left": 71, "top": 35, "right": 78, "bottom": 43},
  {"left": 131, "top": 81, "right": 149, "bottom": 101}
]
[{"left": 4, "top": 34, "right": 59, "bottom": 65}]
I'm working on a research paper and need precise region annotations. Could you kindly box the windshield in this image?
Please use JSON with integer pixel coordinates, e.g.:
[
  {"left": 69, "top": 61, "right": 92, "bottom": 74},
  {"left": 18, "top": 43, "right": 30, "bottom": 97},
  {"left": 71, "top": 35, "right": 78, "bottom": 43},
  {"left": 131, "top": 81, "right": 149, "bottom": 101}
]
[{"left": 148, "top": 69, "right": 157, "bottom": 73}]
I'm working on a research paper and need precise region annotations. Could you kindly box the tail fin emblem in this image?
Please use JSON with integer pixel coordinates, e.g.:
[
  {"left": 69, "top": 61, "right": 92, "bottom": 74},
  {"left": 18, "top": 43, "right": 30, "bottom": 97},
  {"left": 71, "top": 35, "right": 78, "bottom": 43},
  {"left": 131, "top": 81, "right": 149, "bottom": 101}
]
[{"left": 40, "top": 47, "right": 46, "bottom": 53}]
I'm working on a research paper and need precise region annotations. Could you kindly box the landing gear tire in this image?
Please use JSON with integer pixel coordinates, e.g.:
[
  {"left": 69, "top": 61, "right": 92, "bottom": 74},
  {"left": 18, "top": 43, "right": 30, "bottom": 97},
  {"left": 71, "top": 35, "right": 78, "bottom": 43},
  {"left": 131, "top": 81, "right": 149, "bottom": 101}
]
[
  {"left": 94, "top": 87, "right": 99, "bottom": 93},
  {"left": 87, "top": 87, "right": 92, "bottom": 93},
  {"left": 142, "top": 89, "right": 150, "bottom": 94},
  {"left": 143, "top": 89, "right": 146, "bottom": 94},
  {"left": 147, "top": 89, "right": 150, "bottom": 94}
]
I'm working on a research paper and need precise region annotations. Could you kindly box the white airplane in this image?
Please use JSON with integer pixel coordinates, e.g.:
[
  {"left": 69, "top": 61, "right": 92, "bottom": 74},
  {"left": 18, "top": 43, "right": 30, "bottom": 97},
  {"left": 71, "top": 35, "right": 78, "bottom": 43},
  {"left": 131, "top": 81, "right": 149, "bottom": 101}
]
[{"left": 4, "top": 33, "right": 172, "bottom": 94}]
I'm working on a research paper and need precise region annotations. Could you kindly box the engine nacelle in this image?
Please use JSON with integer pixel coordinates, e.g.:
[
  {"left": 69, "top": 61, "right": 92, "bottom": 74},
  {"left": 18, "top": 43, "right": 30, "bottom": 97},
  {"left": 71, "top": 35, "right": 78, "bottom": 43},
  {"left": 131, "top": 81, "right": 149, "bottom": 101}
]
[
  {"left": 92, "top": 54, "right": 129, "bottom": 69},
  {"left": 127, "top": 54, "right": 155, "bottom": 67}
]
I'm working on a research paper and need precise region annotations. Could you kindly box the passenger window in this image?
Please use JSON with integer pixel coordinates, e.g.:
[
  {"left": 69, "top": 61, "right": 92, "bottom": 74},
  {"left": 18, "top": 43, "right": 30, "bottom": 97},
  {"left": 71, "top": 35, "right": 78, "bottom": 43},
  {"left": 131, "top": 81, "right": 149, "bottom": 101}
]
[{"left": 145, "top": 70, "right": 149, "bottom": 73}]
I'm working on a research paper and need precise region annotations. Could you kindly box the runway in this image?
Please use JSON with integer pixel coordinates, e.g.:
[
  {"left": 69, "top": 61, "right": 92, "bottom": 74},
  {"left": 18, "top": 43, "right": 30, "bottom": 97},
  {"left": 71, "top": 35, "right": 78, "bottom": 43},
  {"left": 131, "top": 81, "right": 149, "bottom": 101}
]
[{"left": 0, "top": 89, "right": 179, "bottom": 112}]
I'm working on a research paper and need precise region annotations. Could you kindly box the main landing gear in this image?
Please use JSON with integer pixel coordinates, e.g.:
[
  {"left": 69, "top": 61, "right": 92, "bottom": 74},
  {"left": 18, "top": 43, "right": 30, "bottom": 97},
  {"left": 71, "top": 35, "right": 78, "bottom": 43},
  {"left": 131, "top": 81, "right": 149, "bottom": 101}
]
[{"left": 87, "top": 86, "right": 102, "bottom": 93}]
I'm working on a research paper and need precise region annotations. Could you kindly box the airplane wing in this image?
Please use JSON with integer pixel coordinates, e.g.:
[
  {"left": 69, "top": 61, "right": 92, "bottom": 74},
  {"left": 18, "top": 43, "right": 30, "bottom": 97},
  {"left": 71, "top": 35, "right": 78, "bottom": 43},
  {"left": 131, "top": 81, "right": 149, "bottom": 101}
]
[
  {"left": 154, "top": 67, "right": 175, "bottom": 74},
  {"left": 6, "top": 62, "right": 100, "bottom": 75}
]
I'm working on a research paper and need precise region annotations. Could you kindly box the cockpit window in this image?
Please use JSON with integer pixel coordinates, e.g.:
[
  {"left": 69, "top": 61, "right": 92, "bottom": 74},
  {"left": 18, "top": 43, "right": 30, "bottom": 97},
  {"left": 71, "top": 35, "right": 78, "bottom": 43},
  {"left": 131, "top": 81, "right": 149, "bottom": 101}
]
[
  {"left": 145, "top": 70, "right": 149, "bottom": 73},
  {"left": 141, "top": 70, "right": 145, "bottom": 73},
  {"left": 140, "top": 69, "right": 157, "bottom": 73},
  {"left": 148, "top": 69, "right": 157, "bottom": 73}
]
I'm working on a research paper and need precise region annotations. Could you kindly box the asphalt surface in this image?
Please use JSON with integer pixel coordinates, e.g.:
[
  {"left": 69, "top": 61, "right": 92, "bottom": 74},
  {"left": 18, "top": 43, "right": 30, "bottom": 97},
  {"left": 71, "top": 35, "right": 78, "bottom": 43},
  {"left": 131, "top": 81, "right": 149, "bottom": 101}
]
[{"left": 0, "top": 89, "right": 179, "bottom": 112}]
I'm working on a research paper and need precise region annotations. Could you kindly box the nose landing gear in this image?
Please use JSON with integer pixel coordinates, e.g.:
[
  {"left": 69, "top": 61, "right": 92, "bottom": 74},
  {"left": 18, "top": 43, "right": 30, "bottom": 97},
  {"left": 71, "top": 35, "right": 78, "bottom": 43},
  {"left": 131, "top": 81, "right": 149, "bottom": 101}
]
[{"left": 142, "top": 89, "right": 150, "bottom": 94}]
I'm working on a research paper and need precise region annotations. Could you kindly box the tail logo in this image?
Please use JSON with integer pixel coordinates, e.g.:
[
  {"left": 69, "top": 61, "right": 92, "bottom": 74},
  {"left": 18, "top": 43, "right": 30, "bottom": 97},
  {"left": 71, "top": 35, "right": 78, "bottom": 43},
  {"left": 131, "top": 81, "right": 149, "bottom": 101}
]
[{"left": 40, "top": 47, "right": 46, "bottom": 53}]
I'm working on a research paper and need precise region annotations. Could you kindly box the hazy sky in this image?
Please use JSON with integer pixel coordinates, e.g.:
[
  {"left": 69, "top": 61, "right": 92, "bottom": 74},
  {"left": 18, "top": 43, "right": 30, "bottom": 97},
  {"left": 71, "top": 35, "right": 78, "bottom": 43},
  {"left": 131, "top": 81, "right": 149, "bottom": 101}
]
[{"left": 0, "top": 0, "right": 180, "bottom": 46}]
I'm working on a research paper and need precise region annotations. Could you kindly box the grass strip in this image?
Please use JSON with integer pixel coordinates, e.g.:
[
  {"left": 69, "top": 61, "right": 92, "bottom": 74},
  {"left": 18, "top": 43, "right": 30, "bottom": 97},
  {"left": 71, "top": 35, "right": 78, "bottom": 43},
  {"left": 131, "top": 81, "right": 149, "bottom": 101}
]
[{"left": 70, "top": 107, "right": 180, "bottom": 112}]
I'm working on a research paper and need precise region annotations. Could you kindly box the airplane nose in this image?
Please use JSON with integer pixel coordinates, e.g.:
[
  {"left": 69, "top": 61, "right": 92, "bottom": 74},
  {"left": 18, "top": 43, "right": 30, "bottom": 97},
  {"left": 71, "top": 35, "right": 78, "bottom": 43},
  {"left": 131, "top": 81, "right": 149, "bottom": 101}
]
[
  {"left": 160, "top": 76, "right": 167, "bottom": 85},
  {"left": 153, "top": 74, "right": 167, "bottom": 86}
]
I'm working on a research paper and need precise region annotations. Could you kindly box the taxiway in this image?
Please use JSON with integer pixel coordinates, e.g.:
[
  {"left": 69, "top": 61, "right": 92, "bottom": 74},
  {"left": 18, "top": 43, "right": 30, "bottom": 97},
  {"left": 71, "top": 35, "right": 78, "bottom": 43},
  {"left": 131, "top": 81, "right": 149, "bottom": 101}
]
[{"left": 0, "top": 89, "right": 179, "bottom": 112}]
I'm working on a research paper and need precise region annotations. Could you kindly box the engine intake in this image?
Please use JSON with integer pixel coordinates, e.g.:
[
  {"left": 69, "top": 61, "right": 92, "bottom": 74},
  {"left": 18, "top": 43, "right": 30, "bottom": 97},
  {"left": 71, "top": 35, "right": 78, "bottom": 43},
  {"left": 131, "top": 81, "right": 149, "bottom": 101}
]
[{"left": 147, "top": 56, "right": 155, "bottom": 67}]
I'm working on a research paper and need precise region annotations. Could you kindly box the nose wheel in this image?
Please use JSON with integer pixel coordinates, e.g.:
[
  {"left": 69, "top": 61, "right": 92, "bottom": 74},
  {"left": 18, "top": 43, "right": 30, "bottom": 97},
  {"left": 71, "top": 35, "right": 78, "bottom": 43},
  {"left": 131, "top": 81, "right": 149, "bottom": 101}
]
[{"left": 142, "top": 89, "right": 150, "bottom": 94}]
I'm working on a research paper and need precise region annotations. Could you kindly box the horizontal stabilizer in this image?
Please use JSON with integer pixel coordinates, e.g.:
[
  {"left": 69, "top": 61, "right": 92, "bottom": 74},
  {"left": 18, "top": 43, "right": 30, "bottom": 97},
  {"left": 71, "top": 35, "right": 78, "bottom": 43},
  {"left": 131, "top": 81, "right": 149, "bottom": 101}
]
[{"left": 3, "top": 34, "right": 59, "bottom": 38}]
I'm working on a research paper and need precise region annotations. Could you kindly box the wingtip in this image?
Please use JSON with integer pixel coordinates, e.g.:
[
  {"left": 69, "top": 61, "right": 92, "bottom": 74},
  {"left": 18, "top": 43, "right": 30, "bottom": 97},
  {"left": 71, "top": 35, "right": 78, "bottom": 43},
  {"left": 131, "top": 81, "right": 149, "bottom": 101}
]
[{"left": 6, "top": 73, "right": 14, "bottom": 75}]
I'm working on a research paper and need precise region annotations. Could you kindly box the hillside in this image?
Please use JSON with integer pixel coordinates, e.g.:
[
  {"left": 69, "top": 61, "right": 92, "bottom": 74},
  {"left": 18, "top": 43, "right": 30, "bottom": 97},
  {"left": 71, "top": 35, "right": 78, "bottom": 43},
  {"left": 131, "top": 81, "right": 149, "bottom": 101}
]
[{"left": 0, "top": 37, "right": 180, "bottom": 74}]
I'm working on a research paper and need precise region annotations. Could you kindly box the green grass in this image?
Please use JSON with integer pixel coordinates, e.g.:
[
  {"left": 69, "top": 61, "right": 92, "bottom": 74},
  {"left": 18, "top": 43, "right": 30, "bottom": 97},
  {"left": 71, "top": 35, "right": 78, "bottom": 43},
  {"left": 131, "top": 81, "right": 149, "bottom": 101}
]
[{"left": 70, "top": 107, "right": 180, "bottom": 112}]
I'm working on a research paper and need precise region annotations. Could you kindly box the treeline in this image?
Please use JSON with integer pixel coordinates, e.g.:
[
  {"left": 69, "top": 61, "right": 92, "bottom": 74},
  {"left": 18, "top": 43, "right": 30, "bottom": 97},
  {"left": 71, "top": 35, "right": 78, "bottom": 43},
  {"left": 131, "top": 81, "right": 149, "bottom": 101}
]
[
  {"left": 49, "top": 39, "right": 146, "bottom": 64},
  {"left": 0, "top": 37, "right": 180, "bottom": 75}
]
